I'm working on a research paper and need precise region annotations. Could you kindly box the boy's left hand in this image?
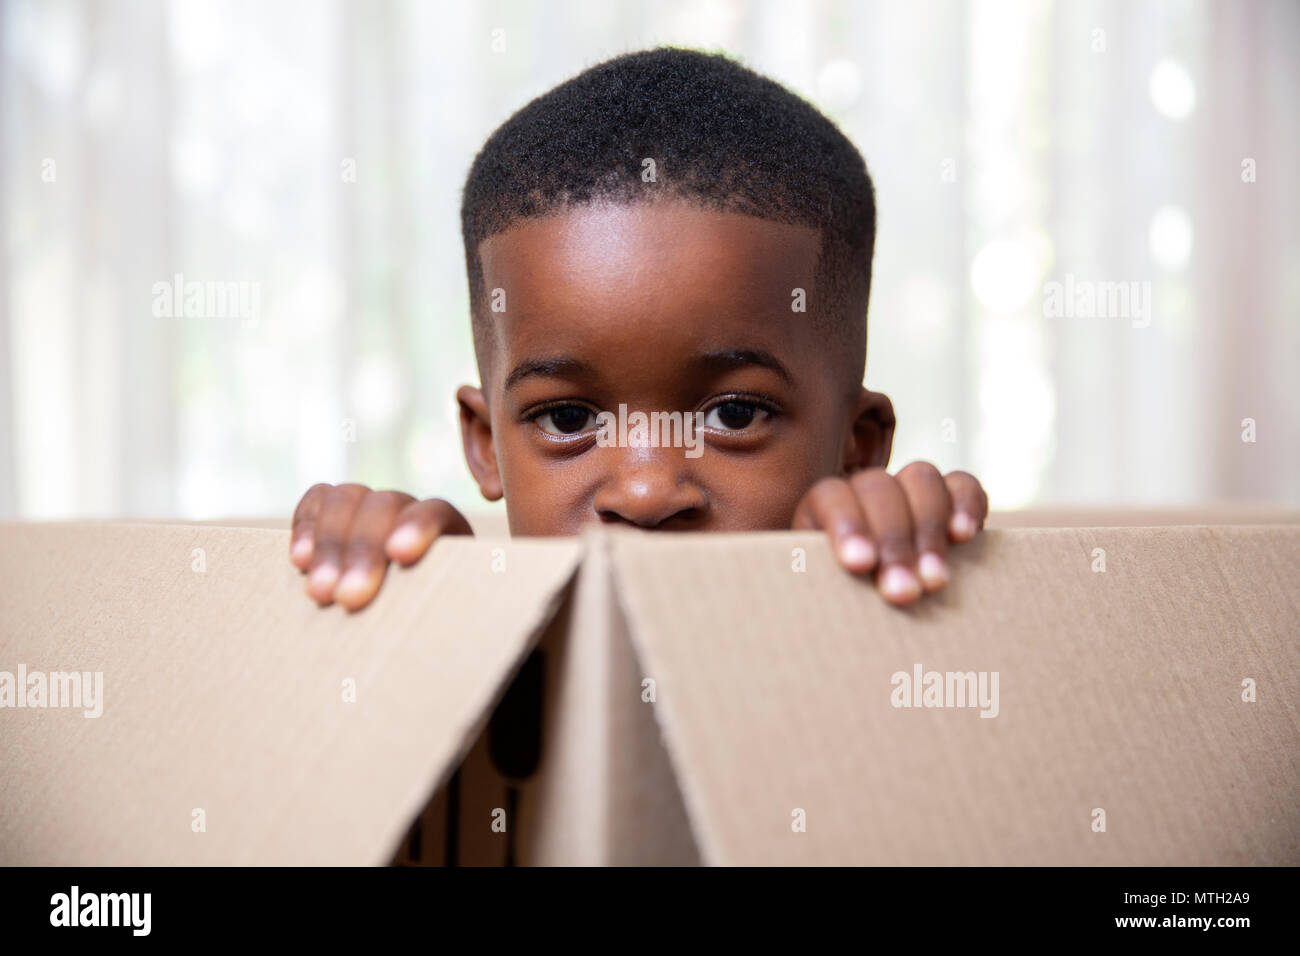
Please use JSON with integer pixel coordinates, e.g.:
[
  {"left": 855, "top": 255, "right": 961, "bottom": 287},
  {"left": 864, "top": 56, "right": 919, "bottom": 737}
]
[{"left": 791, "top": 462, "right": 987, "bottom": 606}]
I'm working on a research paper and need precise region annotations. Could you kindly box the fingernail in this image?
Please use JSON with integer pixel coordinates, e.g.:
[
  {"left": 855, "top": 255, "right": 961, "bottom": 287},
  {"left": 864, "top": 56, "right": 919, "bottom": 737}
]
[
  {"left": 291, "top": 538, "right": 312, "bottom": 564},
  {"left": 307, "top": 562, "right": 338, "bottom": 595},
  {"left": 334, "top": 568, "right": 371, "bottom": 605},
  {"left": 387, "top": 525, "right": 423, "bottom": 556},
  {"left": 879, "top": 565, "right": 922, "bottom": 602},
  {"left": 917, "top": 552, "right": 949, "bottom": 590},
  {"left": 839, "top": 535, "right": 875, "bottom": 568},
  {"left": 951, "top": 512, "right": 977, "bottom": 540}
]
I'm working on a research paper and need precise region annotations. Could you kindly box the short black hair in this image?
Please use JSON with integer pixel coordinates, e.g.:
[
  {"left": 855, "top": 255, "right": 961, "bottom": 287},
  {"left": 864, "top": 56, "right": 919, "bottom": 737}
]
[{"left": 460, "top": 47, "right": 876, "bottom": 373}]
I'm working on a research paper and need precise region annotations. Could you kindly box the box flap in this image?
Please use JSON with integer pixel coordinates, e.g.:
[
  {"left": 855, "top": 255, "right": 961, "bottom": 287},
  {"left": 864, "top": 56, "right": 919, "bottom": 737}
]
[
  {"left": 606, "top": 525, "right": 1300, "bottom": 864},
  {"left": 0, "top": 523, "right": 581, "bottom": 865}
]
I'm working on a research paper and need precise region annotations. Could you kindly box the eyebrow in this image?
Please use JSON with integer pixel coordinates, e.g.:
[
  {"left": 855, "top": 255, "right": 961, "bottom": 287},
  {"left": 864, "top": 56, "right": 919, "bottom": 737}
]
[
  {"left": 693, "top": 348, "right": 794, "bottom": 384},
  {"left": 504, "top": 348, "right": 795, "bottom": 392},
  {"left": 503, "top": 356, "right": 596, "bottom": 392}
]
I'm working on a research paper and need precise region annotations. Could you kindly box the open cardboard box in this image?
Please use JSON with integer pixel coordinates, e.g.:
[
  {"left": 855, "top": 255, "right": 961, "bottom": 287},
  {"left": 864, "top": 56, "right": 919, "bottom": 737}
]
[{"left": 1, "top": 510, "right": 1296, "bottom": 865}]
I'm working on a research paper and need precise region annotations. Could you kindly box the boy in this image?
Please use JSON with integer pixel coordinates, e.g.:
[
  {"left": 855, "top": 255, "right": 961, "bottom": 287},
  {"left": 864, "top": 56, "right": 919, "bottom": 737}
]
[{"left": 289, "top": 48, "right": 987, "bottom": 611}]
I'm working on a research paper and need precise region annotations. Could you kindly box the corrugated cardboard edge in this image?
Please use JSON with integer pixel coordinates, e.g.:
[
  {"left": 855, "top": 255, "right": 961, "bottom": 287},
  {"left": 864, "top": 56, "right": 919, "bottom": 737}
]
[
  {"left": 597, "top": 527, "right": 726, "bottom": 866},
  {"left": 578, "top": 529, "right": 701, "bottom": 865},
  {"left": 111, "top": 506, "right": 1299, "bottom": 535},
  {"left": 389, "top": 531, "right": 703, "bottom": 866},
  {"left": 367, "top": 540, "right": 586, "bottom": 866}
]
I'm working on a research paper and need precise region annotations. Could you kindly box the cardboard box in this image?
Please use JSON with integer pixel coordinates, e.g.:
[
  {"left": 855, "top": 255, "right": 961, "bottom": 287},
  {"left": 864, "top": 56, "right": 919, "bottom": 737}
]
[{"left": 1, "top": 517, "right": 1296, "bottom": 865}]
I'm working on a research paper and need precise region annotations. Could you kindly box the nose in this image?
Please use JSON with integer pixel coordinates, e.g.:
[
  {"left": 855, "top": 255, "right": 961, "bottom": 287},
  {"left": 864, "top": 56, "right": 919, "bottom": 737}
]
[{"left": 592, "top": 455, "right": 708, "bottom": 529}]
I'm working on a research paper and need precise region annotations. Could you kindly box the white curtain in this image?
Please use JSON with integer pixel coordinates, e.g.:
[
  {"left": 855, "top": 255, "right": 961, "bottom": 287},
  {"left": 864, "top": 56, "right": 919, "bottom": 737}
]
[{"left": 1, "top": 0, "right": 1296, "bottom": 519}]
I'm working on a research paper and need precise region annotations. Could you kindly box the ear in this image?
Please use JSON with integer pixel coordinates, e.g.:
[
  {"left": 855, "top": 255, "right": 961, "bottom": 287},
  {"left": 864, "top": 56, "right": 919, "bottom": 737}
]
[
  {"left": 841, "top": 388, "right": 895, "bottom": 475},
  {"left": 457, "top": 385, "right": 503, "bottom": 501}
]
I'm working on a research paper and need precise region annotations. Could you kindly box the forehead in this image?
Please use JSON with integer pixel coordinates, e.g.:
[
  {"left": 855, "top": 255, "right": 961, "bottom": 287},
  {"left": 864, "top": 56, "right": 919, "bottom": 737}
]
[{"left": 478, "top": 202, "right": 823, "bottom": 381}]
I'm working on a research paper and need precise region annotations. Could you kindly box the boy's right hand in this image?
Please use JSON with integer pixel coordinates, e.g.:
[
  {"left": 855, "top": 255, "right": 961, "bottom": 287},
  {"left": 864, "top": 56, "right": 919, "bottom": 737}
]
[{"left": 290, "top": 483, "right": 473, "bottom": 611}]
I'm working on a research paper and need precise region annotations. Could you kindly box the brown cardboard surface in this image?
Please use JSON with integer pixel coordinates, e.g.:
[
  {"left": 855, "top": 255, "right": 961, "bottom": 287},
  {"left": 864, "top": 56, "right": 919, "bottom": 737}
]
[
  {"left": 0, "top": 522, "right": 581, "bottom": 865},
  {"left": 2, "top": 519, "right": 1297, "bottom": 866},
  {"left": 607, "top": 526, "right": 1300, "bottom": 865}
]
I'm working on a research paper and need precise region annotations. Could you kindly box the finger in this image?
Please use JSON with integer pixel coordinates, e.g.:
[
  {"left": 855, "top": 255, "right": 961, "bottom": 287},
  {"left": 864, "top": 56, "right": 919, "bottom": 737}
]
[
  {"left": 290, "top": 483, "right": 333, "bottom": 570},
  {"left": 944, "top": 471, "right": 988, "bottom": 542},
  {"left": 305, "top": 483, "right": 369, "bottom": 605},
  {"left": 792, "top": 477, "right": 877, "bottom": 572},
  {"left": 850, "top": 468, "right": 922, "bottom": 605},
  {"left": 334, "top": 490, "right": 417, "bottom": 611},
  {"left": 896, "top": 461, "right": 953, "bottom": 592},
  {"left": 385, "top": 498, "right": 474, "bottom": 566}
]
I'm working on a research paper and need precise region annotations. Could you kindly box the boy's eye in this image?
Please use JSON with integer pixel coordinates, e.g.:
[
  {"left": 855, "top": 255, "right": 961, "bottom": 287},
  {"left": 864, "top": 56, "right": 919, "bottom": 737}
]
[
  {"left": 535, "top": 404, "right": 596, "bottom": 435},
  {"left": 704, "top": 400, "right": 770, "bottom": 431}
]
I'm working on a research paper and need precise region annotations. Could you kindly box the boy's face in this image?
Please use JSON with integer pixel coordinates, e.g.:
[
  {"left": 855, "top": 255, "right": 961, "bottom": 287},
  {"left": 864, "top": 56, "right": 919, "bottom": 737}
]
[{"left": 459, "top": 201, "right": 892, "bottom": 535}]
